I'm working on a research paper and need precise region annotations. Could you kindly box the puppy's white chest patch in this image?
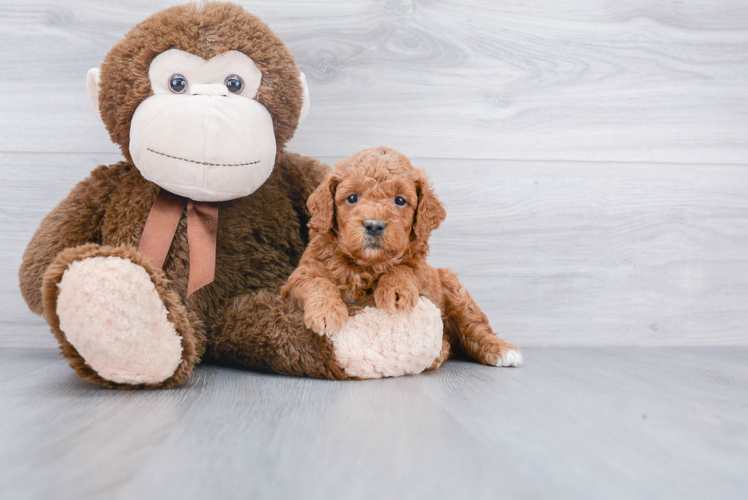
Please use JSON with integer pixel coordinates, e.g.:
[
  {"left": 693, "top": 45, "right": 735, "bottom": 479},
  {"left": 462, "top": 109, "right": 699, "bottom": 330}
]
[{"left": 328, "top": 297, "right": 443, "bottom": 379}]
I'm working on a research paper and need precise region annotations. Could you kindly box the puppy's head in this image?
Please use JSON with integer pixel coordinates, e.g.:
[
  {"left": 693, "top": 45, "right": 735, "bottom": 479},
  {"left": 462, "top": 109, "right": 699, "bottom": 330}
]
[{"left": 307, "top": 147, "right": 446, "bottom": 264}]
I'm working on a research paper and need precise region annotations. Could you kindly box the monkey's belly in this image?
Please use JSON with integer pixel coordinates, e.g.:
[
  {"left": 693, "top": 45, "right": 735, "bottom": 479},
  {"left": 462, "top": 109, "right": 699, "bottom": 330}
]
[{"left": 327, "top": 297, "right": 443, "bottom": 379}]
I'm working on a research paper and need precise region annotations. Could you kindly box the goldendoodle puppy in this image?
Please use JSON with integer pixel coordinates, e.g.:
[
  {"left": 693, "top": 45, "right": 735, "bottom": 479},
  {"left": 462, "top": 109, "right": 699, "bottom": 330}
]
[{"left": 282, "top": 146, "right": 522, "bottom": 369}]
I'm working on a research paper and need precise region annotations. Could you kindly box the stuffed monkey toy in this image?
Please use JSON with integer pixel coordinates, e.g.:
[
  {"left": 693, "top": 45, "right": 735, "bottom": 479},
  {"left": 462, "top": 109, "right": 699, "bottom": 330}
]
[{"left": 19, "top": 2, "right": 446, "bottom": 388}]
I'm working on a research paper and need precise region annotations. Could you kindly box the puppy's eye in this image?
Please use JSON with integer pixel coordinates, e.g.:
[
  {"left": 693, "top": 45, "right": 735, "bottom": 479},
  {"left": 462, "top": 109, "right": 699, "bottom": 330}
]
[
  {"left": 224, "top": 74, "right": 244, "bottom": 94},
  {"left": 346, "top": 194, "right": 359, "bottom": 204},
  {"left": 169, "top": 74, "right": 187, "bottom": 94},
  {"left": 394, "top": 196, "right": 407, "bottom": 206}
]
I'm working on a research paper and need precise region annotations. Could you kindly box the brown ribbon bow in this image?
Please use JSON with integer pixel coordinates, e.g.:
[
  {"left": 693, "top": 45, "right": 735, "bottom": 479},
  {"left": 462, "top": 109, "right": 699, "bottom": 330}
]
[{"left": 138, "top": 189, "right": 219, "bottom": 297}]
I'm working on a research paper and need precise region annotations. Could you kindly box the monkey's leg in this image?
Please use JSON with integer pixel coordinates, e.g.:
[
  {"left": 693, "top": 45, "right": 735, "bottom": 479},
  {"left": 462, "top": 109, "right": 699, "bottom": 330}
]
[
  {"left": 425, "top": 339, "right": 452, "bottom": 371},
  {"left": 438, "top": 268, "right": 523, "bottom": 367},
  {"left": 42, "top": 244, "right": 204, "bottom": 389},
  {"left": 205, "top": 291, "right": 351, "bottom": 380}
]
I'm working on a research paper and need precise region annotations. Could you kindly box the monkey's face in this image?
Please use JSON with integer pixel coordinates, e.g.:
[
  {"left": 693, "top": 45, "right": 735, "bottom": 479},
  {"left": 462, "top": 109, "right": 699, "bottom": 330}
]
[
  {"left": 128, "top": 49, "right": 279, "bottom": 202},
  {"left": 91, "top": 3, "right": 310, "bottom": 203}
]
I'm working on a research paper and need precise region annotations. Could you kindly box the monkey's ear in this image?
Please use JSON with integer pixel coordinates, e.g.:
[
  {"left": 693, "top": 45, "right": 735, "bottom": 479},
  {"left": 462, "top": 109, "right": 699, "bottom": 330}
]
[
  {"left": 299, "top": 72, "right": 310, "bottom": 124},
  {"left": 86, "top": 68, "right": 103, "bottom": 123},
  {"left": 307, "top": 174, "right": 337, "bottom": 234}
]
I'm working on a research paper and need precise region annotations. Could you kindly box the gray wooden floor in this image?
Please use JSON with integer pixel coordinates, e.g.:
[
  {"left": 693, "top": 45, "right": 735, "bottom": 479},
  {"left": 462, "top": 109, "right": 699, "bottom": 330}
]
[{"left": 1, "top": 347, "right": 746, "bottom": 500}]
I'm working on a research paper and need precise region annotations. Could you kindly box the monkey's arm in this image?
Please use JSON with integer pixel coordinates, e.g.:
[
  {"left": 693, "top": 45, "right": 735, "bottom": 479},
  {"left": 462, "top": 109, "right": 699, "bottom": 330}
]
[
  {"left": 277, "top": 151, "right": 330, "bottom": 244},
  {"left": 19, "top": 165, "right": 116, "bottom": 315}
]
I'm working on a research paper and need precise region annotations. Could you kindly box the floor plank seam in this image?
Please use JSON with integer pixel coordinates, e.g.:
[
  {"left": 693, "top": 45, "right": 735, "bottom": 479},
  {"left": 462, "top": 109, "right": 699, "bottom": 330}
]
[
  {"left": 2, "top": 151, "right": 748, "bottom": 169},
  {"left": 0, "top": 360, "right": 61, "bottom": 384}
]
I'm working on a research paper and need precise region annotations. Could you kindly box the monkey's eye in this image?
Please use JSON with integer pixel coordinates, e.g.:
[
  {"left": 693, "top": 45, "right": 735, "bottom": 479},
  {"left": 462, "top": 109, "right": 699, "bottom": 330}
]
[
  {"left": 394, "top": 196, "right": 407, "bottom": 206},
  {"left": 346, "top": 194, "right": 359, "bottom": 204},
  {"left": 225, "top": 75, "right": 244, "bottom": 94},
  {"left": 169, "top": 74, "right": 187, "bottom": 94}
]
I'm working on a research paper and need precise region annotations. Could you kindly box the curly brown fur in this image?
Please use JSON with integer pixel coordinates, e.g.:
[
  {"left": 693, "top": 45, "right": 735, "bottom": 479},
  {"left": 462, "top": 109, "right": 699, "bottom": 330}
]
[{"left": 282, "top": 147, "right": 520, "bottom": 368}]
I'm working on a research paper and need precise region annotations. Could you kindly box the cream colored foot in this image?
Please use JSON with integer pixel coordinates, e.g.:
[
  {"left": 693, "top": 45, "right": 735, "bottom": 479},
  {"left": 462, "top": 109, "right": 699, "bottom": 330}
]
[
  {"left": 56, "top": 256, "right": 183, "bottom": 385},
  {"left": 329, "top": 297, "right": 443, "bottom": 379}
]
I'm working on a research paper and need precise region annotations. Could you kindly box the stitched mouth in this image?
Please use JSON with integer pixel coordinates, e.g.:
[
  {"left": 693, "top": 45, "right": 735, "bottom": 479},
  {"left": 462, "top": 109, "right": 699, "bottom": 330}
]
[{"left": 147, "top": 148, "right": 260, "bottom": 167}]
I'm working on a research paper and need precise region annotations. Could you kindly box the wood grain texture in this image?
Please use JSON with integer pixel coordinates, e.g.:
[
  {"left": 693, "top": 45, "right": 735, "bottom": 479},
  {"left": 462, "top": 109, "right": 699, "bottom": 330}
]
[
  {"left": 1, "top": 347, "right": 746, "bottom": 499},
  {"left": 0, "top": 0, "right": 746, "bottom": 163},
  {"left": 1, "top": 1, "right": 746, "bottom": 347},
  {"left": 2, "top": 152, "right": 747, "bottom": 348},
  {"left": 413, "top": 157, "right": 748, "bottom": 347}
]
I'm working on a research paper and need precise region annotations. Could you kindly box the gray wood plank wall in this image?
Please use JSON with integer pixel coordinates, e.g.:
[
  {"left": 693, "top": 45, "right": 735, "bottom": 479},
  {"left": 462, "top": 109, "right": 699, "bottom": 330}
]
[{"left": 1, "top": 0, "right": 746, "bottom": 347}]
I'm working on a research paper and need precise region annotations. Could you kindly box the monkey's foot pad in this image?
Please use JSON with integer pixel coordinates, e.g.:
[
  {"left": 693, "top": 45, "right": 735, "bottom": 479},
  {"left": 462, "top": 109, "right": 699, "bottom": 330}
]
[
  {"left": 56, "top": 256, "right": 183, "bottom": 385},
  {"left": 329, "top": 297, "right": 443, "bottom": 379}
]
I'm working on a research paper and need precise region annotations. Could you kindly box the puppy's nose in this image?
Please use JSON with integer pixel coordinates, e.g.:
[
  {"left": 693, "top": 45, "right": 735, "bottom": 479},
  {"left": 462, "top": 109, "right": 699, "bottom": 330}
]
[{"left": 363, "top": 219, "right": 386, "bottom": 237}]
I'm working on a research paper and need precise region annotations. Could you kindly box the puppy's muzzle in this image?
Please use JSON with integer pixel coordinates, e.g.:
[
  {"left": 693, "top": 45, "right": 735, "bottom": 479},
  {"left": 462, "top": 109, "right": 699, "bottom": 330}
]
[{"left": 363, "top": 219, "right": 386, "bottom": 238}]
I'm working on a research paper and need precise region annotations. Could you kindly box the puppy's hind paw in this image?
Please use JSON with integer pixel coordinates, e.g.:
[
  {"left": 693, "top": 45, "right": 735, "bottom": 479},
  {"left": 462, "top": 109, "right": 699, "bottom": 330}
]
[{"left": 495, "top": 349, "right": 523, "bottom": 367}]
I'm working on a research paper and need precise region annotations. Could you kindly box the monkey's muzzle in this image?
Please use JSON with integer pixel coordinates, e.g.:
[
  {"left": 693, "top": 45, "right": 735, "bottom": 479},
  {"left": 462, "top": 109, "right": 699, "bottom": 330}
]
[{"left": 129, "top": 93, "right": 277, "bottom": 202}]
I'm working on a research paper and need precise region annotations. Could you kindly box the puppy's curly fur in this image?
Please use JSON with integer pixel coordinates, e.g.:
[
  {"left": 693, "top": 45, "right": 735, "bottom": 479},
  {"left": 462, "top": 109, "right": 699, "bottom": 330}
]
[{"left": 282, "top": 147, "right": 521, "bottom": 369}]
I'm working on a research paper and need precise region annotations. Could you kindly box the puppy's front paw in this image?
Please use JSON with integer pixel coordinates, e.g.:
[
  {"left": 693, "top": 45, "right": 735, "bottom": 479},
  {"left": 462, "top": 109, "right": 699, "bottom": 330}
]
[
  {"left": 304, "top": 299, "right": 349, "bottom": 335},
  {"left": 374, "top": 280, "right": 419, "bottom": 312}
]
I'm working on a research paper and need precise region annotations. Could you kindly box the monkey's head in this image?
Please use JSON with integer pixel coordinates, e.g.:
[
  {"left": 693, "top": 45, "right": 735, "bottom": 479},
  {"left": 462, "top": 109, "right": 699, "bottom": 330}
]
[{"left": 87, "top": 2, "right": 310, "bottom": 202}]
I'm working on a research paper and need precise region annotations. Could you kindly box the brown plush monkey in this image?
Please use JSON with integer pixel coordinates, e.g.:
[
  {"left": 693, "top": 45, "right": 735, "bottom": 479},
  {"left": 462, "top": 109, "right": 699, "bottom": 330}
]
[
  {"left": 18, "top": 3, "right": 358, "bottom": 388},
  {"left": 20, "top": 3, "right": 512, "bottom": 388}
]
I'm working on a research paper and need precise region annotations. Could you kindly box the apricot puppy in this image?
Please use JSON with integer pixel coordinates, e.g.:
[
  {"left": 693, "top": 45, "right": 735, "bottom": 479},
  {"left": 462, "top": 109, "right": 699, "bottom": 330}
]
[{"left": 282, "top": 147, "right": 522, "bottom": 369}]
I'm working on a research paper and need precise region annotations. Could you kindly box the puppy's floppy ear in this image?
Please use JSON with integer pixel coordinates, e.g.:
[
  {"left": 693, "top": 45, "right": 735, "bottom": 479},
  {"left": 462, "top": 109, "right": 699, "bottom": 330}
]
[
  {"left": 413, "top": 168, "right": 446, "bottom": 240},
  {"left": 307, "top": 174, "right": 338, "bottom": 233}
]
